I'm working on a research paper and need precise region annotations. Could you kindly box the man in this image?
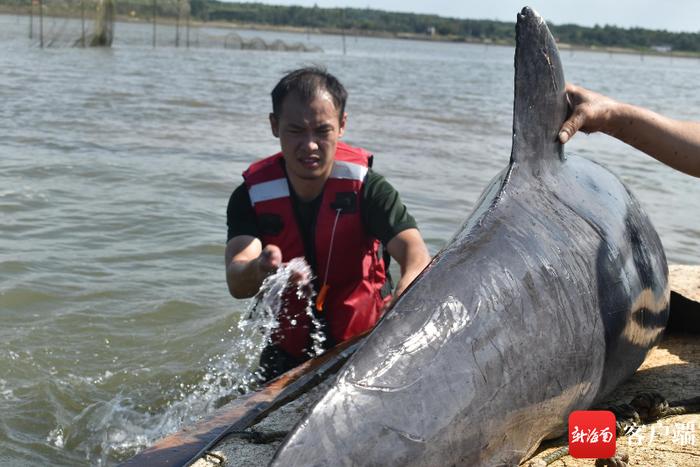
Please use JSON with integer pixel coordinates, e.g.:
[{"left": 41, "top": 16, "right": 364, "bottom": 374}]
[
  {"left": 225, "top": 67, "right": 431, "bottom": 380},
  {"left": 559, "top": 83, "right": 700, "bottom": 178}
]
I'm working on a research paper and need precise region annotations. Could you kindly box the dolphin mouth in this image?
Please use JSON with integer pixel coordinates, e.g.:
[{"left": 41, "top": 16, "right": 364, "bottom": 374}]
[
  {"left": 517, "top": 7, "right": 545, "bottom": 28},
  {"left": 518, "top": 7, "right": 537, "bottom": 20}
]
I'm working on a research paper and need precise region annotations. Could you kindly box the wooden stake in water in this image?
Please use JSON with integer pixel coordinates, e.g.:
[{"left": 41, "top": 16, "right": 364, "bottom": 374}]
[
  {"left": 186, "top": 7, "right": 190, "bottom": 48},
  {"left": 175, "top": 0, "right": 183, "bottom": 48},
  {"left": 152, "top": 0, "right": 156, "bottom": 48},
  {"left": 38, "top": 0, "right": 43, "bottom": 48},
  {"left": 341, "top": 9, "right": 346, "bottom": 55},
  {"left": 80, "top": 0, "right": 85, "bottom": 47},
  {"left": 28, "top": 0, "right": 33, "bottom": 40}
]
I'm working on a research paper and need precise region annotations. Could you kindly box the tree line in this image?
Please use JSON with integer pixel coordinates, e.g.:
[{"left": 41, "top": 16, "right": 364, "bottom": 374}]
[{"left": 200, "top": 1, "right": 700, "bottom": 53}]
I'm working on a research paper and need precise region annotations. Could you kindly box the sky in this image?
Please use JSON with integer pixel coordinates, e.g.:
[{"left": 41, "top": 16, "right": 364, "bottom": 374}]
[{"left": 235, "top": 0, "right": 700, "bottom": 33}]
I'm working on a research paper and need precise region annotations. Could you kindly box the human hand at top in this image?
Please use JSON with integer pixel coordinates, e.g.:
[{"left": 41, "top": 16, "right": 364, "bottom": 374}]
[
  {"left": 556, "top": 83, "right": 700, "bottom": 177},
  {"left": 559, "top": 83, "right": 619, "bottom": 144}
]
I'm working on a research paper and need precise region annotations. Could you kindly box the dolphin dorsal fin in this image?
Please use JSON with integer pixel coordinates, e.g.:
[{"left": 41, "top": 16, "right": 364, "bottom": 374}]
[{"left": 510, "top": 7, "right": 568, "bottom": 168}]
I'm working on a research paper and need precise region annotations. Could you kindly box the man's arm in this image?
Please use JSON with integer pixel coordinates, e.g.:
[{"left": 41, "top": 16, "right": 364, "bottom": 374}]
[
  {"left": 385, "top": 228, "right": 431, "bottom": 298},
  {"left": 225, "top": 236, "right": 282, "bottom": 298},
  {"left": 360, "top": 170, "right": 431, "bottom": 299},
  {"left": 559, "top": 83, "right": 700, "bottom": 178}
]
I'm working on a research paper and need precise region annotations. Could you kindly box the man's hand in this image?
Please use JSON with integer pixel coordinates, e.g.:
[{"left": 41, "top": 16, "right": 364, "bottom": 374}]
[
  {"left": 257, "top": 245, "right": 309, "bottom": 288},
  {"left": 225, "top": 236, "right": 282, "bottom": 298},
  {"left": 257, "top": 245, "right": 282, "bottom": 276},
  {"left": 559, "top": 83, "right": 618, "bottom": 144},
  {"left": 558, "top": 83, "right": 700, "bottom": 177},
  {"left": 226, "top": 237, "right": 314, "bottom": 298}
]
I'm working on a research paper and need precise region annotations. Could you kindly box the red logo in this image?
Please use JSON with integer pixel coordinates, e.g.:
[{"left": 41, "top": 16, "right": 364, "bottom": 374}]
[{"left": 568, "top": 410, "right": 616, "bottom": 458}]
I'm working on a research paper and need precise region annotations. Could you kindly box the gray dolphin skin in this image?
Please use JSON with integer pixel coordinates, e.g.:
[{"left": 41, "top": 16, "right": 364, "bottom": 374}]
[{"left": 271, "top": 7, "right": 669, "bottom": 466}]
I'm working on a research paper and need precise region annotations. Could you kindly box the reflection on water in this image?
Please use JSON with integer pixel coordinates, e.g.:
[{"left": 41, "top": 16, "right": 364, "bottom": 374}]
[{"left": 0, "top": 13, "right": 698, "bottom": 466}]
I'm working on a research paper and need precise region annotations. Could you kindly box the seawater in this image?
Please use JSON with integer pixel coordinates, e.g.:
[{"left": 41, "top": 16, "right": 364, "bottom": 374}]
[
  {"left": 148, "top": 257, "right": 320, "bottom": 422},
  {"left": 1, "top": 13, "right": 699, "bottom": 466}
]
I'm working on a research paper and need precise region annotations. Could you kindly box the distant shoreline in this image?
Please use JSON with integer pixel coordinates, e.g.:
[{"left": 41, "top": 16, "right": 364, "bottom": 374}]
[
  {"left": 227, "top": 22, "right": 700, "bottom": 59},
  {"left": 4, "top": 8, "right": 699, "bottom": 59}
]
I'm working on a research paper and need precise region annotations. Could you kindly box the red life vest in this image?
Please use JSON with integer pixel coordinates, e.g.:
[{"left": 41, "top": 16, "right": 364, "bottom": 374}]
[{"left": 243, "top": 142, "right": 390, "bottom": 359}]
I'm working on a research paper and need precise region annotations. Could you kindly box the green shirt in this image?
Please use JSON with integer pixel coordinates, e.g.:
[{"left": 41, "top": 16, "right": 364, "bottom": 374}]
[{"left": 226, "top": 169, "right": 418, "bottom": 247}]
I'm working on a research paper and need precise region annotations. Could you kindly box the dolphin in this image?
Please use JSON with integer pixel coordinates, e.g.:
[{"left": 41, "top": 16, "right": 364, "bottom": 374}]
[{"left": 270, "top": 7, "right": 669, "bottom": 466}]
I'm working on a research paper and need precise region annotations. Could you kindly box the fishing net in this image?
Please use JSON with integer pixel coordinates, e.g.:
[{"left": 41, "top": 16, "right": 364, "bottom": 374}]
[
  {"left": 20, "top": 0, "right": 113, "bottom": 47},
  {"left": 11, "top": 0, "right": 323, "bottom": 52},
  {"left": 90, "top": 0, "right": 114, "bottom": 46},
  {"left": 215, "top": 32, "right": 321, "bottom": 52}
]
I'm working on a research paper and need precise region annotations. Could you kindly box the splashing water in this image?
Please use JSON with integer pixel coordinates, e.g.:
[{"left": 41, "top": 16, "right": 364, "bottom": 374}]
[
  {"left": 92, "top": 257, "right": 326, "bottom": 464},
  {"left": 242, "top": 257, "right": 327, "bottom": 361},
  {"left": 212, "top": 257, "right": 319, "bottom": 393}
]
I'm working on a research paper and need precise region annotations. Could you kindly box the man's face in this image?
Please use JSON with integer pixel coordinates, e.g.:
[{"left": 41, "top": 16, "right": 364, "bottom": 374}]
[{"left": 270, "top": 90, "right": 347, "bottom": 187}]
